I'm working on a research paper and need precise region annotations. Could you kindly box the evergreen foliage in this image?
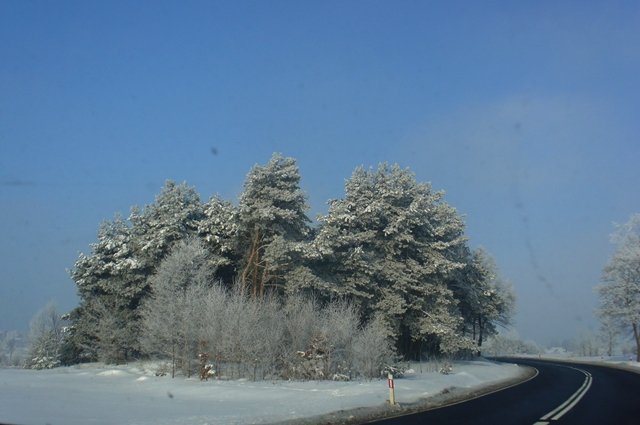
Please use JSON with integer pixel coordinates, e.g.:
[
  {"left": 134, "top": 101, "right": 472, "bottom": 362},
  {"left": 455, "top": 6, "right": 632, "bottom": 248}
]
[
  {"left": 303, "top": 164, "right": 473, "bottom": 356},
  {"left": 67, "top": 181, "right": 219, "bottom": 362},
  {"left": 236, "top": 153, "right": 312, "bottom": 297},
  {"left": 65, "top": 154, "right": 516, "bottom": 369},
  {"left": 67, "top": 214, "right": 142, "bottom": 362},
  {"left": 198, "top": 195, "right": 239, "bottom": 281},
  {"left": 453, "top": 247, "right": 515, "bottom": 354}
]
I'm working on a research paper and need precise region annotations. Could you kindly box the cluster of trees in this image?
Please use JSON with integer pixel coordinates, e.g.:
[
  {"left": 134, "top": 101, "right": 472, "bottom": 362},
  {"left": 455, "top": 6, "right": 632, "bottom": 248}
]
[
  {"left": 0, "top": 330, "right": 25, "bottom": 367},
  {"left": 597, "top": 213, "right": 640, "bottom": 361},
  {"left": 482, "top": 334, "right": 541, "bottom": 356},
  {"left": 58, "top": 154, "right": 514, "bottom": 377},
  {"left": 485, "top": 330, "right": 639, "bottom": 359}
]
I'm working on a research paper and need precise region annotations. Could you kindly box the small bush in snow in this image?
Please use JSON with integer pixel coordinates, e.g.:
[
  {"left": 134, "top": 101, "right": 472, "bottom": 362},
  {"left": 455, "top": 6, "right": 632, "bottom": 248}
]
[{"left": 439, "top": 362, "right": 453, "bottom": 375}]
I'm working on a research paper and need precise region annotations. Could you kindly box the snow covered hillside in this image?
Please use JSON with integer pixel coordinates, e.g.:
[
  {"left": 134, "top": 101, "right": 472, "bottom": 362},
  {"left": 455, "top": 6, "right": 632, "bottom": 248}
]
[{"left": 0, "top": 359, "right": 525, "bottom": 425}]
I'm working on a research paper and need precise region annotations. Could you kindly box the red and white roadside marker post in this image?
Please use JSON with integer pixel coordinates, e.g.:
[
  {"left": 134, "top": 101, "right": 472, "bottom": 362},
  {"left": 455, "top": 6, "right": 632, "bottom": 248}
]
[{"left": 388, "top": 372, "right": 396, "bottom": 405}]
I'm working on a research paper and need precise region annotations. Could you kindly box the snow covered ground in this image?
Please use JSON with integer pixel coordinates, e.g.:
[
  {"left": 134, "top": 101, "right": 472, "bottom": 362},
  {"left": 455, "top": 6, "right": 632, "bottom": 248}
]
[{"left": 0, "top": 359, "right": 524, "bottom": 425}]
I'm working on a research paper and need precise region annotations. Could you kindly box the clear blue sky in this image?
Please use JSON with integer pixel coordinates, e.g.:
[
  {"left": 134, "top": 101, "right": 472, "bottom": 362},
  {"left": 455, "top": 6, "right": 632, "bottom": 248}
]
[{"left": 1, "top": 1, "right": 639, "bottom": 345}]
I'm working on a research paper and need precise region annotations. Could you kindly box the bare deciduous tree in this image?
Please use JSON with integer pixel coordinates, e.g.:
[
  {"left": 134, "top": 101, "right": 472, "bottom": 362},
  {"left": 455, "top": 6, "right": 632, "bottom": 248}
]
[
  {"left": 598, "top": 214, "right": 640, "bottom": 361},
  {"left": 140, "top": 237, "right": 215, "bottom": 377}
]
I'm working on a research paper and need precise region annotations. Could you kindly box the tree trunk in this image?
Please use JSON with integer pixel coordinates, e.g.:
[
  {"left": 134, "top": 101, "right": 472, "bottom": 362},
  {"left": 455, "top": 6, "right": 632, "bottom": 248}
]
[
  {"left": 477, "top": 316, "right": 483, "bottom": 357},
  {"left": 633, "top": 322, "right": 640, "bottom": 362},
  {"left": 240, "top": 228, "right": 266, "bottom": 299},
  {"left": 172, "top": 341, "right": 176, "bottom": 378},
  {"left": 260, "top": 259, "right": 269, "bottom": 298},
  {"left": 607, "top": 330, "right": 614, "bottom": 357},
  {"left": 252, "top": 247, "right": 258, "bottom": 298}
]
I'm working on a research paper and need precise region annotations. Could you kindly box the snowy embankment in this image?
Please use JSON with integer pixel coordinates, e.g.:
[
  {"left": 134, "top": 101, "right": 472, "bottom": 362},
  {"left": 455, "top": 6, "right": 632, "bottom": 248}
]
[{"left": 0, "top": 359, "right": 526, "bottom": 425}]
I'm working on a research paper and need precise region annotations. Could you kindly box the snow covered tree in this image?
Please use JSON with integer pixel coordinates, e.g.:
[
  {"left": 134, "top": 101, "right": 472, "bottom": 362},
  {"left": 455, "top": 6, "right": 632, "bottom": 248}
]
[
  {"left": 0, "top": 330, "right": 24, "bottom": 367},
  {"left": 307, "top": 164, "right": 469, "bottom": 357},
  {"left": 573, "top": 332, "right": 602, "bottom": 357},
  {"left": 198, "top": 195, "right": 239, "bottom": 282},
  {"left": 483, "top": 334, "right": 541, "bottom": 356},
  {"left": 26, "top": 303, "right": 68, "bottom": 369},
  {"left": 140, "top": 237, "right": 216, "bottom": 377},
  {"left": 236, "top": 153, "right": 311, "bottom": 297},
  {"left": 599, "top": 316, "right": 620, "bottom": 357},
  {"left": 598, "top": 213, "right": 640, "bottom": 361},
  {"left": 68, "top": 181, "right": 214, "bottom": 363},
  {"left": 67, "top": 214, "right": 143, "bottom": 362},
  {"left": 129, "top": 180, "right": 205, "bottom": 273},
  {"left": 453, "top": 247, "right": 515, "bottom": 355},
  {"left": 64, "top": 154, "right": 513, "bottom": 368}
]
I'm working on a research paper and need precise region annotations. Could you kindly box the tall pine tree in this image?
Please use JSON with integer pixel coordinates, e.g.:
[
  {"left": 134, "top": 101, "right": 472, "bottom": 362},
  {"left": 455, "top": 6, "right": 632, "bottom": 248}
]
[
  {"left": 68, "top": 181, "right": 207, "bottom": 362},
  {"left": 236, "top": 153, "right": 311, "bottom": 297},
  {"left": 452, "top": 247, "right": 515, "bottom": 355},
  {"left": 308, "top": 164, "right": 469, "bottom": 356}
]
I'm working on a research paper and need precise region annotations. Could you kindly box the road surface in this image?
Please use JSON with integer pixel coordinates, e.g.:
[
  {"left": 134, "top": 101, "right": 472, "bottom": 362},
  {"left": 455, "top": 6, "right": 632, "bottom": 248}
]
[{"left": 369, "top": 358, "right": 640, "bottom": 425}]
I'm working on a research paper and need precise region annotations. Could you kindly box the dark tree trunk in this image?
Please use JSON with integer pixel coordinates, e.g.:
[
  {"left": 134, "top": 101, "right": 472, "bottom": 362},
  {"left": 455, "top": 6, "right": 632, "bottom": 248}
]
[
  {"left": 477, "top": 316, "right": 483, "bottom": 357},
  {"left": 172, "top": 341, "right": 176, "bottom": 378},
  {"left": 633, "top": 323, "right": 640, "bottom": 362}
]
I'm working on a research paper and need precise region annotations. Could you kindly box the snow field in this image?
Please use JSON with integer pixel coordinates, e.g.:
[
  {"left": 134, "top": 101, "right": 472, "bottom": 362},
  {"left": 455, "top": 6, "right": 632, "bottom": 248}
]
[{"left": 0, "top": 359, "right": 524, "bottom": 425}]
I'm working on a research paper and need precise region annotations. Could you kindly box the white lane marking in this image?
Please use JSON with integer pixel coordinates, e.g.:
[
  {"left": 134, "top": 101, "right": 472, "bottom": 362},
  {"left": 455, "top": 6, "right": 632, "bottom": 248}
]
[
  {"left": 536, "top": 367, "right": 592, "bottom": 423},
  {"left": 548, "top": 371, "right": 592, "bottom": 420}
]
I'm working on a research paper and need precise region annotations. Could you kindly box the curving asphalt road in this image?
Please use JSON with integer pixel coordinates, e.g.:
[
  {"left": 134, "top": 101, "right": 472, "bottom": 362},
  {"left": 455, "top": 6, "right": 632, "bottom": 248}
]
[{"left": 368, "top": 358, "right": 640, "bottom": 425}]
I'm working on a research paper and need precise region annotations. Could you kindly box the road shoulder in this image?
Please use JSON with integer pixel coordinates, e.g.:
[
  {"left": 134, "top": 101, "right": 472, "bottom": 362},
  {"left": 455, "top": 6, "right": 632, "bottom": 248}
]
[{"left": 270, "top": 363, "right": 537, "bottom": 425}]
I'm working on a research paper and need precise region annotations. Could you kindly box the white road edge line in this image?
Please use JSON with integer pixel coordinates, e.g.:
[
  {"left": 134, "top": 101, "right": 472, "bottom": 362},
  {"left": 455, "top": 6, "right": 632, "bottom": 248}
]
[
  {"left": 537, "top": 367, "right": 592, "bottom": 423},
  {"left": 366, "top": 365, "right": 540, "bottom": 424},
  {"left": 415, "top": 366, "right": 541, "bottom": 411}
]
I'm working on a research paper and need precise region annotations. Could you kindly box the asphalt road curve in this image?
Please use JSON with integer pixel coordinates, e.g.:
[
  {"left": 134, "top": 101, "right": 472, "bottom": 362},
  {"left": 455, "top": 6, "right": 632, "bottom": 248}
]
[{"left": 369, "top": 358, "right": 640, "bottom": 425}]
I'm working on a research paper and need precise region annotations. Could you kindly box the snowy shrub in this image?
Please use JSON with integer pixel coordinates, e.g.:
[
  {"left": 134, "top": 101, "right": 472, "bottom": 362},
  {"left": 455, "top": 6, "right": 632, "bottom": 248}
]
[
  {"left": 280, "top": 295, "right": 319, "bottom": 378},
  {"left": 382, "top": 365, "right": 405, "bottom": 378},
  {"left": 215, "top": 289, "right": 285, "bottom": 379},
  {"left": 352, "top": 318, "right": 397, "bottom": 379},
  {"left": 155, "top": 362, "right": 170, "bottom": 377},
  {"left": 439, "top": 362, "right": 453, "bottom": 375},
  {"left": 140, "top": 238, "right": 216, "bottom": 377},
  {"left": 281, "top": 296, "right": 374, "bottom": 380},
  {"left": 319, "top": 301, "right": 359, "bottom": 377}
]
